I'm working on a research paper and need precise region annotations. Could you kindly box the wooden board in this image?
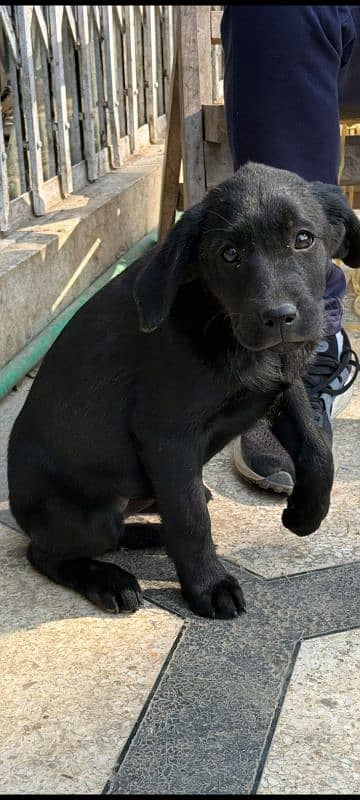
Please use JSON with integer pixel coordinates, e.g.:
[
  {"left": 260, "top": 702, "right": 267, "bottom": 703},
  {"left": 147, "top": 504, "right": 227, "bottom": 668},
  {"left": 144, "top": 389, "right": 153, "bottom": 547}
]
[{"left": 158, "top": 39, "right": 181, "bottom": 240}]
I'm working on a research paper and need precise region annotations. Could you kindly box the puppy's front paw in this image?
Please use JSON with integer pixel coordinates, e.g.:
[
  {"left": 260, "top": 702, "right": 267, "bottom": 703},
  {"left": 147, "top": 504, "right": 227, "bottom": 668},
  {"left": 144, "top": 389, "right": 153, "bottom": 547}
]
[
  {"left": 282, "top": 495, "right": 328, "bottom": 537},
  {"left": 185, "top": 574, "right": 246, "bottom": 619}
]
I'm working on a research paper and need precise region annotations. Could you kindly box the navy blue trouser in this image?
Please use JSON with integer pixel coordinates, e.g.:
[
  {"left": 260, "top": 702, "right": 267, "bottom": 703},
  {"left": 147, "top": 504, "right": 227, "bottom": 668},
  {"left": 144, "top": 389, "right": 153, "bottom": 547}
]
[{"left": 221, "top": 5, "right": 360, "bottom": 334}]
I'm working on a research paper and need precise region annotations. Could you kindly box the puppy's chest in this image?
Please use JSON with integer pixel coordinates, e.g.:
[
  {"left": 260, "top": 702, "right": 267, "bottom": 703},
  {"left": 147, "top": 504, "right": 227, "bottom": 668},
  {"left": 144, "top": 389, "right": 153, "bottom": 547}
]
[
  {"left": 205, "top": 386, "right": 272, "bottom": 422},
  {"left": 199, "top": 357, "right": 283, "bottom": 432}
]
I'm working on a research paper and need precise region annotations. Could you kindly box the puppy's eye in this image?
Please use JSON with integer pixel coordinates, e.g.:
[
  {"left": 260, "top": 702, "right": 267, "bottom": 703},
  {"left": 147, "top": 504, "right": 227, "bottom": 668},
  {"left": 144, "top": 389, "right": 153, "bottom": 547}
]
[
  {"left": 222, "top": 246, "right": 239, "bottom": 262},
  {"left": 295, "top": 231, "right": 314, "bottom": 249}
]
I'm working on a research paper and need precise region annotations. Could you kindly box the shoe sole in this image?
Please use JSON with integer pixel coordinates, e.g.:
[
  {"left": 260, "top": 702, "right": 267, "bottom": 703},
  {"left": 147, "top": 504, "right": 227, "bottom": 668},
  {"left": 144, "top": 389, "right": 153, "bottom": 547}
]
[
  {"left": 233, "top": 444, "right": 294, "bottom": 496},
  {"left": 233, "top": 372, "right": 355, "bottom": 496},
  {"left": 332, "top": 379, "right": 354, "bottom": 418}
]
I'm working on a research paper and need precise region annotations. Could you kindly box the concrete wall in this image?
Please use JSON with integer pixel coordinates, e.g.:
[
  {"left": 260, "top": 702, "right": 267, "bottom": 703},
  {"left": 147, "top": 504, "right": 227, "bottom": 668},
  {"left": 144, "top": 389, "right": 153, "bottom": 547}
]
[{"left": 0, "top": 145, "right": 164, "bottom": 370}]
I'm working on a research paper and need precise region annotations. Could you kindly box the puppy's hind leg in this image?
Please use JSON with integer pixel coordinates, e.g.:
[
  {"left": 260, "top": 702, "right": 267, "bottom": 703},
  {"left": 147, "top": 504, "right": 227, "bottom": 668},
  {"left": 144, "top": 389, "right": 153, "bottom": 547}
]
[
  {"left": 28, "top": 545, "right": 142, "bottom": 612},
  {"left": 26, "top": 497, "right": 143, "bottom": 613}
]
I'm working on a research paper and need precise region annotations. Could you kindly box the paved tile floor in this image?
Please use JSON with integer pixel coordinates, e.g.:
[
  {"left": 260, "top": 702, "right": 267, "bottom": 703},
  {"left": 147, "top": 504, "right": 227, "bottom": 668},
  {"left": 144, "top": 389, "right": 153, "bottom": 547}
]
[{"left": 0, "top": 279, "right": 359, "bottom": 794}]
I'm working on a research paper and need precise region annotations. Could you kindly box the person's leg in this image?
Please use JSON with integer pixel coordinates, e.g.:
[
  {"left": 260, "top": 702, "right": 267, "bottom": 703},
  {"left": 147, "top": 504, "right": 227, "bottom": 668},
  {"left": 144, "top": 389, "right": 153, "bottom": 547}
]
[{"left": 221, "top": 5, "right": 359, "bottom": 492}]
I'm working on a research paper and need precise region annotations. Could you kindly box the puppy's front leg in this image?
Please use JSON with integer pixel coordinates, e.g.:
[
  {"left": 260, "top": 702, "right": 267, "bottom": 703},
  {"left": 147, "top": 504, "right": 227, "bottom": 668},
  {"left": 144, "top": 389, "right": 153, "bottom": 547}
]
[
  {"left": 140, "top": 437, "right": 246, "bottom": 618},
  {"left": 274, "top": 380, "right": 334, "bottom": 536}
]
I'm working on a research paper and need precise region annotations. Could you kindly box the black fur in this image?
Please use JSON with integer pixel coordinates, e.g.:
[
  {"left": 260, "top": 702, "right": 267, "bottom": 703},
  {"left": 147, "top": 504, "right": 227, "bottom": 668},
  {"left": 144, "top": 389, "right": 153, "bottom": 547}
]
[{"left": 8, "top": 163, "right": 360, "bottom": 618}]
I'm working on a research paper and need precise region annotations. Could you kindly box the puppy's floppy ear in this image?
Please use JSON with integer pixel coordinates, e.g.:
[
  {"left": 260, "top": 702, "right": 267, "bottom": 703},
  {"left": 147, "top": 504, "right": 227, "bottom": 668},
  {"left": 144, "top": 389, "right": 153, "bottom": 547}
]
[
  {"left": 311, "top": 181, "right": 360, "bottom": 267},
  {"left": 133, "top": 202, "right": 205, "bottom": 332}
]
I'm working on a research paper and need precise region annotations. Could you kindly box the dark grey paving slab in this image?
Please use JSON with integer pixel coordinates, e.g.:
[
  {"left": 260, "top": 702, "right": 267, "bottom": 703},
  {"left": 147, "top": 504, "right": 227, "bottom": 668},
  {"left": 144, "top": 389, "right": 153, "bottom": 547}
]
[{"left": 103, "top": 550, "right": 360, "bottom": 795}]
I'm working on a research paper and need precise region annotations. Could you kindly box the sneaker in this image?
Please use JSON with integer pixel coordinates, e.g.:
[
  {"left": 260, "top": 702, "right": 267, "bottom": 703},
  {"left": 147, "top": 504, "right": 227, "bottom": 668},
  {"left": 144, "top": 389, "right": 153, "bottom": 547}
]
[
  {"left": 233, "top": 329, "right": 359, "bottom": 495},
  {"left": 302, "top": 329, "right": 359, "bottom": 445},
  {"left": 233, "top": 417, "right": 296, "bottom": 494}
]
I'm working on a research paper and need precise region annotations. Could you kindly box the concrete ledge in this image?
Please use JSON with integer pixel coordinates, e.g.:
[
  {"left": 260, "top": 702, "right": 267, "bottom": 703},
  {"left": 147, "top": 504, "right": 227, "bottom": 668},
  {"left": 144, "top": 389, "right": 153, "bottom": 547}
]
[{"left": 0, "top": 144, "right": 164, "bottom": 369}]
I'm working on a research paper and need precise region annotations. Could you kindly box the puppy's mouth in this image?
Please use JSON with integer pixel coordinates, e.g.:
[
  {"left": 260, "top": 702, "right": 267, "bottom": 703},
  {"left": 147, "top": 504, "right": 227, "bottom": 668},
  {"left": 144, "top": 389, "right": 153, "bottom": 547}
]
[
  {"left": 268, "top": 340, "right": 304, "bottom": 353},
  {"left": 233, "top": 328, "right": 307, "bottom": 353},
  {"left": 230, "top": 314, "right": 321, "bottom": 354}
]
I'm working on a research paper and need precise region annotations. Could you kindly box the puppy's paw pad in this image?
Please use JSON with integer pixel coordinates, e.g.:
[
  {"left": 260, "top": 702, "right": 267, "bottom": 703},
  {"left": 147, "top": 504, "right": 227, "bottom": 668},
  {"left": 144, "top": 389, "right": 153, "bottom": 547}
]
[
  {"left": 282, "top": 507, "right": 322, "bottom": 537},
  {"left": 86, "top": 564, "right": 143, "bottom": 613},
  {"left": 212, "top": 576, "right": 246, "bottom": 618},
  {"left": 188, "top": 575, "right": 246, "bottom": 620}
]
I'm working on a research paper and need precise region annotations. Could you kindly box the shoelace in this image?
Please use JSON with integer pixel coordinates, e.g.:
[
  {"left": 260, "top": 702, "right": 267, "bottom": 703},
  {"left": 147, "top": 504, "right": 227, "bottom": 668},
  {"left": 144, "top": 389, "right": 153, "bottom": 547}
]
[{"left": 304, "top": 344, "right": 360, "bottom": 400}]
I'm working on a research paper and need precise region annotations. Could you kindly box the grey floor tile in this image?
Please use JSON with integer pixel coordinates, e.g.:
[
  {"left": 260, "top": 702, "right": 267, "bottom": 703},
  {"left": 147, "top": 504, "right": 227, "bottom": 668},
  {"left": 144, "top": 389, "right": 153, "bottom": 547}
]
[{"left": 106, "top": 560, "right": 360, "bottom": 795}]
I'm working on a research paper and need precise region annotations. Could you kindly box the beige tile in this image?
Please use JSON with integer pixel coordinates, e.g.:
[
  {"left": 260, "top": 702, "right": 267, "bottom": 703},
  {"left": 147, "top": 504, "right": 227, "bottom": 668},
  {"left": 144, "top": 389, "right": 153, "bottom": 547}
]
[
  {"left": 0, "top": 524, "right": 182, "bottom": 795},
  {"left": 257, "top": 629, "right": 360, "bottom": 795}
]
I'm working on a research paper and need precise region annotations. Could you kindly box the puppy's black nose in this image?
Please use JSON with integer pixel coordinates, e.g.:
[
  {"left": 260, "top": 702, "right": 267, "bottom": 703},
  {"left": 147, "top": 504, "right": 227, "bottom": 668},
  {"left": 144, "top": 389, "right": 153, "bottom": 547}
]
[{"left": 259, "top": 304, "right": 298, "bottom": 327}]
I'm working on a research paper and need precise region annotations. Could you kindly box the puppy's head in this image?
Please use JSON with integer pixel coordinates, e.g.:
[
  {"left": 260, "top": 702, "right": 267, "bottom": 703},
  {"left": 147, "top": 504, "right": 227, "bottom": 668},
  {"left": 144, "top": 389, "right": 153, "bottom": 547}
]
[{"left": 134, "top": 162, "right": 360, "bottom": 351}]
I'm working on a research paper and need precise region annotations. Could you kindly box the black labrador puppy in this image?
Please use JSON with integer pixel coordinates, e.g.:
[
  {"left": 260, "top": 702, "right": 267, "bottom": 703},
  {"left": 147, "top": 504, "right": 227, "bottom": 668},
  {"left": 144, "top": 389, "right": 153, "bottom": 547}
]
[{"left": 7, "top": 163, "right": 360, "bottom": 619}]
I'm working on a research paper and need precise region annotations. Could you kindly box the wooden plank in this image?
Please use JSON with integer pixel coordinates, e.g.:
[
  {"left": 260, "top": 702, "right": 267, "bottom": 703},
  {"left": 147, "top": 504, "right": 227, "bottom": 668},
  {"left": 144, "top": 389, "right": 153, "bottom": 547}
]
[
  {"left": 155, "top": 6, "right": 165, "bottom": 116},
  {"left": 178, "top": 6, "right": 208, "bottom": 208},
  {"left": 8, "top": 56, "right": 27, "bottom": 195},
  {"left": 143, "top": 5, "right": 158, "bottom": 142},
  {"left": 134, "top": 6, "right": 145, "bottom": 128},
  {"left": 0, "top": 89, "right": 10, "bottom": 230},
  {"left": 101, "top": 5, "right": 122, "bottom": 167},
  {"left": 61, "top": 10, "right": 83, "bottom": 165},
  {"left": 203, "top": 102, "right": 226, "bottom": 143},
  {"left": 77, "top": 5, "right": 97, "bottom": 180},
  {"left": 211, "top": 43, "right": 223, "bottom": 102},
  {"left": 38, "top": 25, "right": 56, "bottom": 181},
  {"left": 162, "top": 5, "right": 173, "bottom": 114},
  {"left": 92, "top": 5, "right": 101, "bottom": 36},
  {"left": 123, "top": 5, "right": 139, "bottom": 152},
  {"left": 64, "top": 5, "right": 78, "bottom": 46},
  {"left": 171, "top": 5, "right": 178, "bottom": 41},
  {"left": 196, "top": 6, "right": 212, "bottom": 106},
  {"left": 33, "top": 5, "right": 49, "bottom": 52},
  {"left": 210, "top": 8, "right": 222, "bottom": 45},
  {"left": 113, "top": 7, "right": 127, "bottom": 139},
  {"left": 340, "top": 135, "right": 360, "bottom": 185},
  {"left": 204, "top": 140, "right": 233, "bottom": 191},
  {"left": 91, "top": 11, "right": 106, "bottom": 151},
  {"left": 0, "top": 5, "right": 20, "bottom": 65},
  {"left": 16, "top": 5, "right": 46, "bottom": 215},
  {"left": 48, "top": 5, "right": 73, "bottom": 195},
  {"left": 158, "top": 37, "right": 181, "bottom": 240},
  {"left": 115, "top": 6, "right": 125, "bottom": 34}
]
